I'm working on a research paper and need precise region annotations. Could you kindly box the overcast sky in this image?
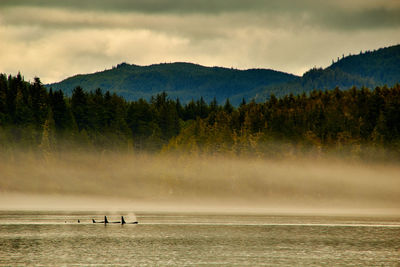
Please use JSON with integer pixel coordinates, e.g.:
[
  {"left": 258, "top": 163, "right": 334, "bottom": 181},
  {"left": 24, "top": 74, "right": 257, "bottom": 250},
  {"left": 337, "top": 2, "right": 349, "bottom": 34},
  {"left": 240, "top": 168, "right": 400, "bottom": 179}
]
[{"left": 1, "top": 0, "right": 400, "bottom": 83}]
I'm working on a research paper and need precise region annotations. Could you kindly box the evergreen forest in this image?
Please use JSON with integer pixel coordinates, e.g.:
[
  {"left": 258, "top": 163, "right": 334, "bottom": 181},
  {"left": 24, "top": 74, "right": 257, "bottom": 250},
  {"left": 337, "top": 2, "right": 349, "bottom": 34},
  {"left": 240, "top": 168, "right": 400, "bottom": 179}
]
[{"left": 1, "top": 73, "right": 400, "bottom": 160}]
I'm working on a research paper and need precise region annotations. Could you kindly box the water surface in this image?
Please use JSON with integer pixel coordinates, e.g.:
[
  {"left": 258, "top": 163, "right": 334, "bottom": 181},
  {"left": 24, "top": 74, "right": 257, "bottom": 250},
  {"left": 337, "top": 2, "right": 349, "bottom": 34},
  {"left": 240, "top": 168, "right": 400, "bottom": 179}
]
[{"left": 1, "top": 211, "right": 399, "bottom": 266}]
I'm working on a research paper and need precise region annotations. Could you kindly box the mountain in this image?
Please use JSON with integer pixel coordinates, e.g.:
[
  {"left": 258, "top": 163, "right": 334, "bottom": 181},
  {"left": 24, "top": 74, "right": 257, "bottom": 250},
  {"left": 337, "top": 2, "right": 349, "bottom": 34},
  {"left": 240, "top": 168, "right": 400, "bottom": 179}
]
[
  {"left": 255, "top": 44, "right": 400, "bottom": 100},
  {"left": 47, "top": 62, "right": 298, "bottom": 105},
  {"left": 329, "top": 44, "right": 400, "bottom": 86},
  {"left": 48, "top": 44, "right": 400, "bottom": 104}
]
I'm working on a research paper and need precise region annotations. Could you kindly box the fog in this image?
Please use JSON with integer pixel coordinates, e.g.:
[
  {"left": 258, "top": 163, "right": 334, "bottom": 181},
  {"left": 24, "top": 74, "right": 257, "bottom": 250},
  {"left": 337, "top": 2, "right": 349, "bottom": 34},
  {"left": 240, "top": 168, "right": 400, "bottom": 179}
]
[{"left": 0, "top": 151, "right": 399, "bottom": 216}]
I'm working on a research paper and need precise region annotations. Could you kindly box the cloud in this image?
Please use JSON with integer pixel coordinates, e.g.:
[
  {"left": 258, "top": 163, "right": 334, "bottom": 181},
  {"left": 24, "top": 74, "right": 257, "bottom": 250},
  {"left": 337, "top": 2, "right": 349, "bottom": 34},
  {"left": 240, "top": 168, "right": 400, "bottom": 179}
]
[
  {"left": 0, "top": 0, "right": 400, "bottom": 83},
  {"left": 1, "top": 0, "right": 400, "bottom": 30}
]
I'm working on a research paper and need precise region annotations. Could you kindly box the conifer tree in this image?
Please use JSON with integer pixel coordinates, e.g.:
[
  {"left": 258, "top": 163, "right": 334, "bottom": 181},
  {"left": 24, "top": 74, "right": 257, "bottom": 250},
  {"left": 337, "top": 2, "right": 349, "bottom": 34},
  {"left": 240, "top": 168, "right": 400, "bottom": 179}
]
[{"left": 71, "top": 86, "right": 89, "bottom": 131}]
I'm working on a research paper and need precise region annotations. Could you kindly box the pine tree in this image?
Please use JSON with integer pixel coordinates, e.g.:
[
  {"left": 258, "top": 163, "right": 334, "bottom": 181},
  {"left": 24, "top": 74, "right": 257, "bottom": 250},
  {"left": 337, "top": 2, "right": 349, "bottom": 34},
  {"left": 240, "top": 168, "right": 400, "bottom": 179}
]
[
  {"left": 223, "top": 99, "right": 234, "bottom": 114},
  {"left": 71, "top": 86, "right": 89, "bottom": 131},
  {"left": 0, "top": 74, "right": 7, "bottom": 122},
  {"left": 40, "top": 109, "right": 56, "bottom": 155},
  {"left": 29, "top": 77, "right": 48, "bottom": 129}
]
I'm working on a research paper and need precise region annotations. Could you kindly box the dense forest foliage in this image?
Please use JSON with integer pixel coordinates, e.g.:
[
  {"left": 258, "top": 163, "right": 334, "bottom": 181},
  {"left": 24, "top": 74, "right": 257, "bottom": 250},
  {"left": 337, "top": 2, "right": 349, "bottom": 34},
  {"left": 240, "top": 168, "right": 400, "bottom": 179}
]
[
  {"left": 48, "top": 44, "right": 400, "bottom": 105},
  {"left": 1, "top": 73, "right": 400, "bottom": 160}
]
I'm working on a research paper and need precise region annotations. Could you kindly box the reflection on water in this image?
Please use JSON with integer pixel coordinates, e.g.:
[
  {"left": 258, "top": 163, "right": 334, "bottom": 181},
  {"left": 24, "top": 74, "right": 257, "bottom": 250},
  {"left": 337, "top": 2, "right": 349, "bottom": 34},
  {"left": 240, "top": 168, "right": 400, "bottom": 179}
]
[{"left": 1, "top": 212, "right": 399, "bottom": 266}]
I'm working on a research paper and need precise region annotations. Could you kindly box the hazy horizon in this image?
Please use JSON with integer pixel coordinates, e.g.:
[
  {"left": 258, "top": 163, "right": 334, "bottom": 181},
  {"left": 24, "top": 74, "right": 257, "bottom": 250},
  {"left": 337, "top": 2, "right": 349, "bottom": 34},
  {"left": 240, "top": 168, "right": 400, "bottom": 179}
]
[{"left": 1, "top": 151, "right": 399, "bottom": 216}]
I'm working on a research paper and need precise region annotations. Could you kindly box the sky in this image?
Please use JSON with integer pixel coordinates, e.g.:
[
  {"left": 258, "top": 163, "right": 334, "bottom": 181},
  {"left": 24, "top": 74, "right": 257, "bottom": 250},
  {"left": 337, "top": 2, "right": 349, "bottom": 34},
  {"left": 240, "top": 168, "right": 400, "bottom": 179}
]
[{"left": 1, "top": 0, "right": 400, "bottom": 83}]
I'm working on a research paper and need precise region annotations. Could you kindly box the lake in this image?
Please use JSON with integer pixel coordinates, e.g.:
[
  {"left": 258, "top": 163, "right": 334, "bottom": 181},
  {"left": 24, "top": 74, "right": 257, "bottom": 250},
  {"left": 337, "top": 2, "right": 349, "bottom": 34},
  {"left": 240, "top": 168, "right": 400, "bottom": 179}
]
[{"left": 1, "top": 211, "right": 399, "bottom": 266}]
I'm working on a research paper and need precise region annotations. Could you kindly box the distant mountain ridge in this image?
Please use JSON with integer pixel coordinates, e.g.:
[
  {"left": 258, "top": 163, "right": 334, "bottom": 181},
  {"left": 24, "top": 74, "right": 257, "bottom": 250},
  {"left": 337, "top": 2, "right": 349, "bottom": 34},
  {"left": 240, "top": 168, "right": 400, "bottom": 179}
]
[
  {"left": 47, "top": 62, "right": 297, "bottom": 105},
  {"left": 47, "top": 44, "right": 400, "bottom": 104},
  {"left": 329, "top": 44, "right": 400, "bottom": 86},
  {"left": 253, "top": 44, "right": 400, "bottom": 101}
]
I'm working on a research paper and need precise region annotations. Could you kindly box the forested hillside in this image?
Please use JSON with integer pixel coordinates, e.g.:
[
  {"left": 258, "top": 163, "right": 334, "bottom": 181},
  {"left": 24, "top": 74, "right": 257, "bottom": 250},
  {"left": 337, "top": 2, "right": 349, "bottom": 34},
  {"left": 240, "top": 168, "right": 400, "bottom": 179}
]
[
  {"left": 47, "top": 44, "right": 400, "bottom": 104},
  {"left": 329, "top": 45, "right": 400, "bottom": 86},
  {"left": 2, "top": 73, "right": 400, "bottom": 159},
  {"left": 48, "top": 62, "right": 297, "bottom": 105},
  {"left": 254, "top": 44, "right": 400, "bottom": 101}
]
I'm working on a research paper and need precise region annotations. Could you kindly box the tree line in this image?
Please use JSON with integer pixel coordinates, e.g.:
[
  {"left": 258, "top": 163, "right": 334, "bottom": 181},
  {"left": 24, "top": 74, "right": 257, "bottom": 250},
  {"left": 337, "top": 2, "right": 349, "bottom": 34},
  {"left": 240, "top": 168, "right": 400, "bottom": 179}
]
[{"left": 1, "top": 73, "right": 399, "bottom": 159}]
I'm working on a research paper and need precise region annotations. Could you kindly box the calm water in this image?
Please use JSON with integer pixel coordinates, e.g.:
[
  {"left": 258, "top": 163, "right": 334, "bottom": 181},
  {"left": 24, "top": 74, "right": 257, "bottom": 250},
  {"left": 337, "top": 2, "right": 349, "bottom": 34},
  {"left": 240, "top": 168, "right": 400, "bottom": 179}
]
[{"left": 0, "top": 211, "right": 399, "bottom": 266}]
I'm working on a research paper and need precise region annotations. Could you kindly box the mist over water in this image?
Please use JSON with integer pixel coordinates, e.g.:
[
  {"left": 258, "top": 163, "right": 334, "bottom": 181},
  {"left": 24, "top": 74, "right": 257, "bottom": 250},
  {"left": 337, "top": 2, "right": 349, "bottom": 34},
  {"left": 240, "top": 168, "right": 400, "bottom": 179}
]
[{"left": 0, "top": 151, "right": 399, "bottom": 215}]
